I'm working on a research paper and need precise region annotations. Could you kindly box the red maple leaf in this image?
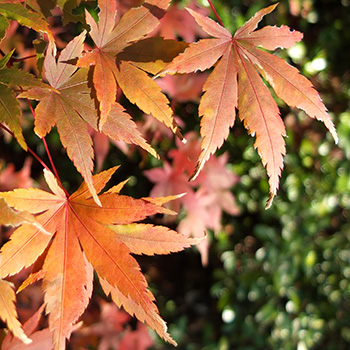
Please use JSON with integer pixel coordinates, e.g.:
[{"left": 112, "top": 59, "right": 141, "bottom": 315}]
[{"left": 145, "top": 132, "right": 239, "bottom": 264}]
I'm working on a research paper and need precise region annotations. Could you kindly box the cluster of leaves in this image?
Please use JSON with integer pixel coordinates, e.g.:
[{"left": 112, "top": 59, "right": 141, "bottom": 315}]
[
  {"left": 0, "top": 0, "right": 338, "bottom": 349},
  {"left": 145, "top": 131, "right": 239, "bottom": 265}
]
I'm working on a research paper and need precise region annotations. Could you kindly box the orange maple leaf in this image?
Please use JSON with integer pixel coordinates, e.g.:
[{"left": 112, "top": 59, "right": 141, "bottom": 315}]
[
  {"left": 0, "top": 166, "right": 201, "bottom": 349},
  {"left": 159, "top": 4, "right": 338, "bottom": 208},
  {"left": 77, "top": 0, "right": 183, "bottom": 135},
  {"left": 18, "top": 32, "right": 158, "bottom": 205}
]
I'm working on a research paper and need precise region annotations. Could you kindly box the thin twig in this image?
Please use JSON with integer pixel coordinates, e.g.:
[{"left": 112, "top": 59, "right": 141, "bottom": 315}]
[
  {"left": 0, "top": 122, "right": 49, "bottom": 172},
  {"left": 207, "top": 0, "right": 225, "bottom": 27}
]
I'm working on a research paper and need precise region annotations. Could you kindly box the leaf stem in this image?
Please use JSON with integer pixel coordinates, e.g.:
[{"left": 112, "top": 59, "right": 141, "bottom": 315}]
[
  {"left": 0, "top": 49, "right": 36, "bottom": 62},
  {"left": 0, "top": 122, "right": 70, "bottom": 197},
  {"left": 11, "top": 55, "right": 37, "bottom": 63},
  {"left": 41, "top": 137, "right": 70, "bottom": 197},
  {"left": 207, "top": 0, "right": 225, "bottom": 27},
  {"left": 21, "top": 90, "right": 69, "bottom": 197},
  {"left": 0, "top": 122, "right": 49, "bottom": 172}
]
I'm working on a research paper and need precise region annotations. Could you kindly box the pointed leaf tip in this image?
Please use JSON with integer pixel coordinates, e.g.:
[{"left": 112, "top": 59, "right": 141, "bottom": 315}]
[
  {"left": 331, "top": 127, "right": 339, "bottom": 144},
  {"left": 176, "top": 128, "right": 185, "bottom": 142},
  {"left": 43, "top": 169, "right": 66, "bottom": 199},
  {"left": 265, "top": 194, "right": 274, "bottom": 210},
  {"left": 188, "top": 159, "right": 203, "bottom": 182}
]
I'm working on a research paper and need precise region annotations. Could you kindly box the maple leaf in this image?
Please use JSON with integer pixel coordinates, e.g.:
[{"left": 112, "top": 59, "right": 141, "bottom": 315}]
[
  {"left": 116, "top": 36, "right": 188, "bottom": 76},
  {"left": 0, "top": 166, "right": 201, "bottom": 349},
  {"left": 2, "top": 304, "right": 53, "bottom": 350},
  {"left": 0, "top": 13, "right": 9, "bottom": 43},
  {"left": 158, "top": 4, "right": 338, "bottom": 208},
  {"left": 145, "top": 132, "right": 238, "bottom": 265},
  {"left": 0, "top": 2, "right": 53, "bottom": 40},
  {"left": 75, "top": 300, "right": 152, "bottom": 350},
  {"left": 0, "top": 198, "right": 43, "bottom": 230},
  {"left": 151, "top": 0, "right": 209, "bottom": 42},
  {"left": 0, "top": 63, "right": 49, "bottom": 150},
  {"left": 19, "top": 32, "right": 156, "bottom": 205},
  {"left": 0, "top": 279, "right": 31, "bottom": 345},
  {"left": 0, "top": 158, "right": 33, "bottom": 191},
  {"left": 119, "top": 322, "right": 153, "bottom": 350},
  {"left": 25, "top": 0, "right": 85, "bottom": 26},
  {"left": 77, "top": 0, "right": 183, "bottom": 135}
]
